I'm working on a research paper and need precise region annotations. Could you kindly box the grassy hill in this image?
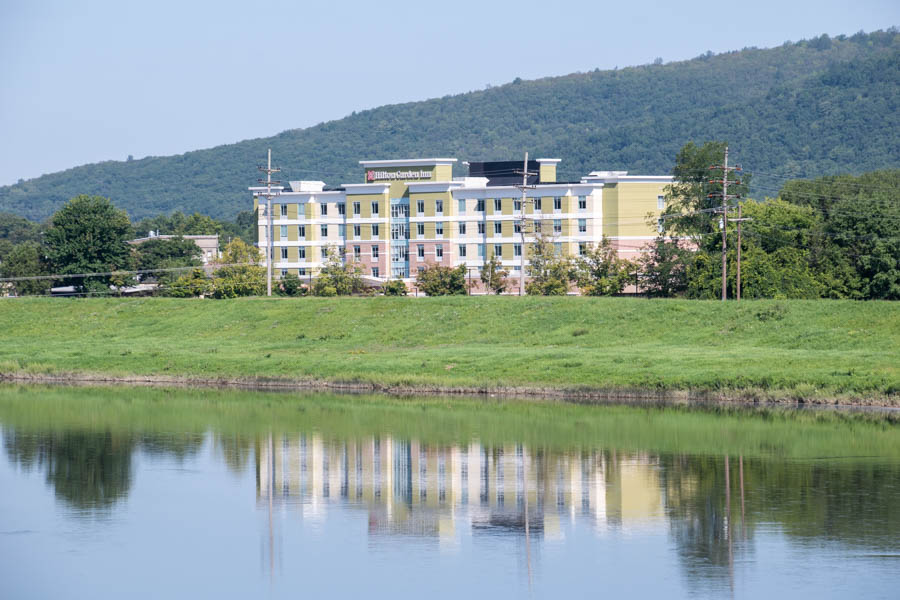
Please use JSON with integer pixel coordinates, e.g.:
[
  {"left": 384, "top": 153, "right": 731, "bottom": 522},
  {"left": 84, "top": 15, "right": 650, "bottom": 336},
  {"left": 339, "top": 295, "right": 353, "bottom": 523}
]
[
  {"left": 0, "top": 296, "right": 897, "bottom": 403},
  {"left": 2, "top": 29, "right": 898, "bottom": 221}
]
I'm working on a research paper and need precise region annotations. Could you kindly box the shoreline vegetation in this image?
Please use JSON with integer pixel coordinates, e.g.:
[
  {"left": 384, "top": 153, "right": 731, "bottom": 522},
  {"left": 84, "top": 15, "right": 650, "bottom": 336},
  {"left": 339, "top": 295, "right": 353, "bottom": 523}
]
[
  {"left": 0, "top": 385, "right": 897, "bottom": 457},
  {"left": 1, "top": 296, "right": 898, "bottom": 407}
]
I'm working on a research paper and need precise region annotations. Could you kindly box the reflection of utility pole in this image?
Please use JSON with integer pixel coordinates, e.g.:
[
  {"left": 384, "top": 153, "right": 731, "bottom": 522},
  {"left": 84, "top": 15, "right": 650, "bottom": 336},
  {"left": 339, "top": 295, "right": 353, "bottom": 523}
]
[
  {"left": 725, "top": 454, "right": 733, "bottom": 595},
  {"left": 268, "top": 433, "right": 275, "bottom": 582},
  {"left": 258, "top": 149, "right": 281, "bottom": 297},
  {"left": 514, "top": 153, "right": 537, "bottom": 296},
  {"left": 739, "top": 455, "right": 746, "bottom": 540},
  {"left": 524, "top": 449, "right": 533, "bottom": 593}
]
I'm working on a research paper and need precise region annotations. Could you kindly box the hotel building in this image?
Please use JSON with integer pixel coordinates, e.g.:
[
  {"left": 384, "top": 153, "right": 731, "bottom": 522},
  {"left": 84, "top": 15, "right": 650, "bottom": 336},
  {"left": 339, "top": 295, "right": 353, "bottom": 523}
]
[{"left": 251, "top": 157, "right": 672, "bottom": 290}]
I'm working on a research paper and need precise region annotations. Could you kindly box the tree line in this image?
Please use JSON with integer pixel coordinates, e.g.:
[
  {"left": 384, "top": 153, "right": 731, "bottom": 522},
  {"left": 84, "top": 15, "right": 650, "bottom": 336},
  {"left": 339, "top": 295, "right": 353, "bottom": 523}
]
[{"left": 1, "top": 141, "right": 897, "bottom": 299}]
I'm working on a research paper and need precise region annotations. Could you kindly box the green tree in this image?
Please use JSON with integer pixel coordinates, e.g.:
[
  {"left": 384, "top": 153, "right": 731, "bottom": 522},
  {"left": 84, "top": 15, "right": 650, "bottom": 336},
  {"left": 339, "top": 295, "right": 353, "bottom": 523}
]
[
  {"left": 381, "top": 279, "right": 408, "bottom": 296},
  {"left": 525, "top": 232, "right": 571, "bottom": 295},
  {"left": 133, "top": 236, "right": 202, "bottom": 283},
  {"left": 312, "top": 247, "right": 365, "bottom": 296},
  {"left": 277, "top": 272, "right": 306, "bottom": 296},
  {"left": 638, "top": 237, "right": 693, "bottom": 297},
  {"left": 0, "top": 212, "right": 43, "bottom": 244},
  {"left": 662, "top": 141, "right": 751, "bottom": 241},
  {"left": 415, "top": 264, "right": 467, "bottom": 296},
  {"left": 166, "top": 268, "right": 213, "bottom": 298},
  {"left": 210, "top": 238, "right": 265, "bottom": 298},
  {"left": 1, "top": 241, "right": 51, "bottom": 296},
  {"left": 45, "top": 195, "right": 133, "bottom": 292},
  {"left": 781, "top": 171, "right": 900, "bottom": 299},
  {"left": 480, "top": 255, "right": 509, "bottom": 294},
  {"left": 573, "top": 236, "right": 633, "bottom": 296}
]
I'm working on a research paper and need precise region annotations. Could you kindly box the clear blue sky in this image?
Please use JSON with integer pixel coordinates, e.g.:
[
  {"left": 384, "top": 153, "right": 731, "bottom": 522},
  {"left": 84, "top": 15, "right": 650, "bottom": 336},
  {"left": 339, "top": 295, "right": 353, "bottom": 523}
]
[{"left": 0, "top": 0, "right": 897, "bottom": 185}]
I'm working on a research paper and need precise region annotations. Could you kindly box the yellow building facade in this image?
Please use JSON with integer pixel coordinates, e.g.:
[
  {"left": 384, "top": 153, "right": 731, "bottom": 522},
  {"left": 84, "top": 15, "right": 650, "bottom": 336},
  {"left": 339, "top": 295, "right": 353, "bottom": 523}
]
[{"left": 251, "top": 158, "right": 672, "bottom": 292}]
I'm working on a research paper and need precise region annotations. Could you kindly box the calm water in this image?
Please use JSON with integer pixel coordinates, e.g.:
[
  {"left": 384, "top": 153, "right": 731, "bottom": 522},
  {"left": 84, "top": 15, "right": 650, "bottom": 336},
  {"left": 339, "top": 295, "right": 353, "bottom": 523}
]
[{"left": 1, "top": 386, "right": 898, "bottom": 599}]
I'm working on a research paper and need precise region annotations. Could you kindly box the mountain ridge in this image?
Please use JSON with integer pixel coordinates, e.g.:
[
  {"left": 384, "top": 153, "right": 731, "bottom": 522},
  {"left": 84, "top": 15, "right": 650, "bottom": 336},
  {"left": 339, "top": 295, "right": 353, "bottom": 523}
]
[{"left": 2, "top": 28, "right": 898, "bottom": 221}]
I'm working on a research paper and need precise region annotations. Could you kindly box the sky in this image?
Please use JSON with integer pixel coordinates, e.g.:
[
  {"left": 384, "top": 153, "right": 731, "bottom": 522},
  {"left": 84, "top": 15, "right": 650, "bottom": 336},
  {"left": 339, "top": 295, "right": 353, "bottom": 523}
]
[{"left": 0, "top": 0, "right": 897, "bottom": 185}]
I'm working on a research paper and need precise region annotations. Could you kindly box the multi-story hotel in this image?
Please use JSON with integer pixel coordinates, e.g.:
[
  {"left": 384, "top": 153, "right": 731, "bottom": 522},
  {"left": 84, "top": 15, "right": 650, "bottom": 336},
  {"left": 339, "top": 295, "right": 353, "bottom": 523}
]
[{"left": 251, "top": 157, "right": 672, "bottom": 290}]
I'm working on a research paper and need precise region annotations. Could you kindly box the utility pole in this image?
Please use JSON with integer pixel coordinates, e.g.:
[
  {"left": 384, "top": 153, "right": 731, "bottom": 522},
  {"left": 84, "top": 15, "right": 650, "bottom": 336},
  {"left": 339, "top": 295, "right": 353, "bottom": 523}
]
[
  {"left": 708, "top": 146, "right": 741, "bottom": 301},
  {"left": 731, "top": 202, "right": 752, "bottom": 301},
  {"left": 258, "top": 149, "right": 281, "bottom": 297},
  {"left": 514, "top": 153, "right": 537, "bottom": 296}
]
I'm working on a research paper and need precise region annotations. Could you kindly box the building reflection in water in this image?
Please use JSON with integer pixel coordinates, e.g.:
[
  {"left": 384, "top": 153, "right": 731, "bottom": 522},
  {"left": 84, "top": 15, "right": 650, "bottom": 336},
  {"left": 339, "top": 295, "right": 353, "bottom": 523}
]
[{"left": 256, "top": 434, "right": 669, "bottom": 542}]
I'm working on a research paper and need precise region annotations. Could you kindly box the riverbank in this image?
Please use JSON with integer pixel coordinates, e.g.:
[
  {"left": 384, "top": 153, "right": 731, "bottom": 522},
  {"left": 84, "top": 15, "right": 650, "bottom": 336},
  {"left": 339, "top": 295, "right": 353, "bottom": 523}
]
[{"left": 1, "top": 296, "right": 898, "bottom": 405}]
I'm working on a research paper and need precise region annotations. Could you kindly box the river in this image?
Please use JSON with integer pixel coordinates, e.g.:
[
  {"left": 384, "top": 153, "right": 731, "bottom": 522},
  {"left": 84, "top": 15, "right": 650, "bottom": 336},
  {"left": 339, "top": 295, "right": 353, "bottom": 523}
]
[{"left": 1, "top": 385, "right": 898, "bottom": 599}]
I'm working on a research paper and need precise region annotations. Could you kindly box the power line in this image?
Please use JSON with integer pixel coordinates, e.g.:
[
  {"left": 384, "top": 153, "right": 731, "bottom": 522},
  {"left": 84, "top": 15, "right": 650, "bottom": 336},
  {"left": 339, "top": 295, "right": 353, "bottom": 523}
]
[{"left": 0, "top": 262, "right": 256, "bottom": 283}]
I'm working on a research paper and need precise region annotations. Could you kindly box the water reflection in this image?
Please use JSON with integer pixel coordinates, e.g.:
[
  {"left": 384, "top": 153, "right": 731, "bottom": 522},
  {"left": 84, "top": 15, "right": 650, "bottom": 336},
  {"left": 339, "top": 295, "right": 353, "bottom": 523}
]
[{"left": 2, "top": 391, "right": 899, "bottom": 598}]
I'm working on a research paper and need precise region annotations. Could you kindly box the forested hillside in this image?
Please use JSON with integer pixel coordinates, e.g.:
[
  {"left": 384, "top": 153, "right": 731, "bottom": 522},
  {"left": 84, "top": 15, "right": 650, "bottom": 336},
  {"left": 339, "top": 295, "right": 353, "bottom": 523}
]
[{"left": 2, "top": 29, "right": 897, "bottom": 221}]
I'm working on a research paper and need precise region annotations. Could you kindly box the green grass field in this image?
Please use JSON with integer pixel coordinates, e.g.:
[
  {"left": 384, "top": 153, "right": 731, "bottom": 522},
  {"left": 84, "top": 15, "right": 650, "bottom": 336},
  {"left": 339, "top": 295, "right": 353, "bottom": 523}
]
[{"left": 1, "top": 296, "right": 898, "bottom": 402}]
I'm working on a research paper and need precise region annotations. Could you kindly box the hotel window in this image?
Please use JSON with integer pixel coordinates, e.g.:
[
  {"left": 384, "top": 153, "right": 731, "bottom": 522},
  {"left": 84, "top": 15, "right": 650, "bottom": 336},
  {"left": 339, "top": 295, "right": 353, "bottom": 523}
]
[
  {"left": 553, "top": 219, "right": 562, "bottom": 234},
  {"left": 436, "top": 245, "right": 443, "bottom": 259},
  {"left": 371, "top": 201, "right": 379, "bottom": 215},
  {"left": 280, "top": 225, "right": 288, "bottom": 238},
  {"left": 299, "top": 268, "right": 306, "bottom": 276},
  {"left": 391, "top": 204, "right": 409, "bottom": 218},
  {"left": 321, "top": 247, "right": 328, "bottom": 259},
  {"left": 281, "top": 269, "right": 288, "bottom": 277},
  {"left": 534, "top": 220, "right": 542, "bottom": 232},
  {"left": 338, "top": 203, "right": 346, "bottom": 216},
  {"left": 372, "top": 223, "right": 380, "bottom": 237},
  {"left": 514, "top": 244, "right": 522, "bottom": 257},
  {"left": 658, "top": 218, "right": 664, "bottom": 233},
  {"left": 493, "top": 244, "right": 502, "bottom": 257},
  {"left": 417, "top": 223, "right": 425, "bottom": 238},
  {"left": 514, "top": 222, "right": 522, "bottom": 234},
  {"left": 281, "top": 247, "right": 288, "bottom": 260},
  {"left": 494, "top": 198, "right": 502, "bottom": 211},
  {"left": 353, "top": 224, "right": 361, "bottom": 239},
  {"left": 338, "top": 224, "right": 346, "bottom": 238},
  {"left": 391, "top": 246, "right": 408, "bottom": 262},
  {"left": 321, "top": 203, "right": 328, "bottom": 216},
  {"left": 417, "top": 266, "right": 425, "bottom": 274},
  {"left": 578, "top": 196, "right": 587, "bottom": 210},
  {"left": 534, "top": 197, "right": 542, "bottom": 210},
  {"left": 478, "top": 244, "right": 485, "bottom": 258},
  {"left": 417, "top": 199, "right": 425, "bottom": 215},
  {"left": 579, "top": 242, "right": 587, "bottom": 256},
  {"left": 353, "top": 201, "right": 360, "bottom": 216},
  {"left": 298, "top": 225, "right": 306, "bottom": 238},
  {"left": 554, "top": 242, "right": 562, "bottom": 255},
  {"left": 280, "top": 204, "right": 288, "bottom": 217},
  {"left": 435, "top": 200, "right": 443, "bottom": 214},
  {"left": 458, "top": 199, "right": 466, "bottom": 214},
  {"left": 417, "top": 244, "right": 425, "bottom": 260},
  {"left": 458, "top": 222, "right": 466, "bottom": 235},
  {"left": 657, "top": 195, "right": 665, "bottom": 210},
  {"left": 298, "top": 246, "right": 306, "bottom": 259},
  {"left": 321, "top": 224, "right": 328, "bottom": 237},
  {"left": 391, "top": 223, "right": 408, "bottom": 240},
  {"left": 553, "top": 197, "right": 562, "bottom": 211},
  {"left": 514, "top": 199, "right": 522, "bottom": 211},
  {"left": 458, "top": 244, "right": 467, "bottom": 257},
  {"left": 372, "top": 245, "right": 379, "bottom": 259},
  {"left": 477, "top": 222, "right": 485, "bottom": 234},
  {"left": 372, "top": 267, "right": 379, "bottom": 278},
  {"left": 436, "top": 222, "right": 443, "bottom": 237},
  {"left": 353, "top": 245, "right": 361, "bottom": 260},
  {"left": 494, "top": 222, "right": 502, "bottom": 235},
  {"left": 578, "top": 219, "right": 587, "bottom": 233},
  {"left": 476, "top": 199, "right": 485, "bottom": 212}
]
